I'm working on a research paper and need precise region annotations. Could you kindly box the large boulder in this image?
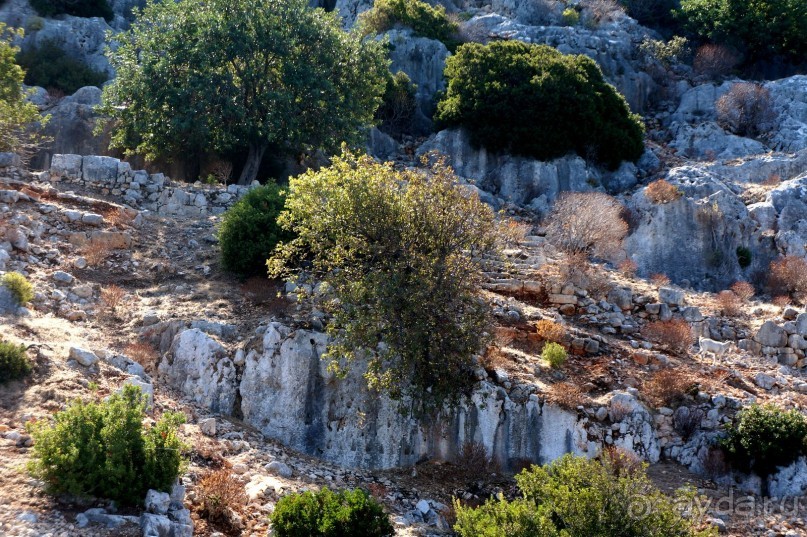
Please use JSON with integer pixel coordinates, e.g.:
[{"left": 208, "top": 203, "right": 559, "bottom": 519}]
[
  {"left": 239, "top": 322, "right": 595, "bottom": 469},
  {"left": 15, "top": 16, "right": 114, "bottom": 76},
  {"left": 767, "top": 76, "right": 807, "bottom": 153},
  {"left": 31, "top": 87, "right": 109, "bottom": 170},
  {"left": 158, "top": 329, "right": 237, "bottom": 415},
  {"left": 417, "top": 129, "right": 600, "bottom": 211}
]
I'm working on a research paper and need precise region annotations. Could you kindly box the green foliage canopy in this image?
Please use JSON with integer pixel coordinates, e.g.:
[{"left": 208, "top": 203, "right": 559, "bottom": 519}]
[
  {"left": 679, "top": 0, "right": 807, "bottom": 62},
  {"left": 269, "top": 150, "right": 498, "bottom": 414},
  {"left": 0, "top": 25, "right": 44, "bottom": 153},
  {"left": 99, "top": 0, "right": 388, "bottom": 184},
  {"left": 435, "top": 41, "right": 645, "bottom": 170}
]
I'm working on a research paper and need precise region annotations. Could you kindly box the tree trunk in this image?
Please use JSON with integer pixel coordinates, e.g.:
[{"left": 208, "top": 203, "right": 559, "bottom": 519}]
[{"left": 237, "top": 143, "right": 268, "bottom": 185}]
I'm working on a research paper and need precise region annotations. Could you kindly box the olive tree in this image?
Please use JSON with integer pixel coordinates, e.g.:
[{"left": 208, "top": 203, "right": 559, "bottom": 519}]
[
  {"left": 100, "top": 0, "right": 388, "bottom": 184},
  {"left": 269, "top": 150, "right": 498, "bottom": 414}
]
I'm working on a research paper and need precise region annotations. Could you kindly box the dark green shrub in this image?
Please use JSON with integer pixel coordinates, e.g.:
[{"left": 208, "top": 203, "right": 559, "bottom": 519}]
[
  {"left": 28, "top": 385, "right": 186, "bottom": 505},
  {"left": 270, "top": 487, "right": 394, "bottom": 537},
  {"left": 1, "top": 272, "right": 34, "bottom": 304},
  {"left": 620, "top": 0, "right": 679, "bottom": 32},
  {"left": 29, "top": 0, "right": 113, "bottom": 20},
  {"left": 217, "top": 182, "right": 292, "bottom": 277},
  {"left": 17, "top": 40, "right": 107, "bottom": 94},
  {"left": 435, "top": 41, "right": 645, "bottom": 170},
  {"left": 735, "top": 246, "right": 752, "bottom": 268},
  {"left": 455, "top": 454, "right": 715, "bottom": 536},
  {"left": 0, "top": 340, "right": 31, "bottom": 383},
  {"left": 679, "top": 0, "right": 807, "bottom": 63},
  {"left": 375, "top": 70, "right": 417, "bottom": 138},
  {"left": 359, "top": 0, "right": 460, "bottom": 49},
  {"left": 721, "top": 403, "right": 807, "bottom": 478}
]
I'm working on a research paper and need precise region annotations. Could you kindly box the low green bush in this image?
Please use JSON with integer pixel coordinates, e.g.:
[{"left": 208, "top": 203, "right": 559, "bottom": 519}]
[
  {"left": 455, "top": 454, "right": 715, "bottom": 536},
  {"left": 270, "top": 487, "right": 394, "bottom": 537},
  {"left": 359, "top": 0, "right": 460, "bottom": 50},
  {"left": 375, "top": 70, "right": 418, "bottom": 138},
  {"left": 28, "top": 385, "right": 186, "bottom": 505},
  {"left": 541, "top": 342, "right": 567, "bottom": 368},
  {"left": 1, "top": 272, "right": 34, "bottom": 305},
  {"left": 435, "top": 41, "right": 645, "bottom": 170},
  {"left": 678, "top": 0, "right": 806, "bottom": 64},
  {"left": 29, "top": 0, "right": 113, "bottom": 20},
  {"left": 720, "top": 403, "right": 807, "bottom": 478},
  {"left": 217, "top": 182, "right": 292, "bottom": 277},
  {"left": 17, "top": 40, "right": 107, "bottom": 95},
  {"left": 0, "top": 340, "right": 31, "bottom": 383},
  {"left": 561, "top": 7, "right": 580, "bottom": 26}
]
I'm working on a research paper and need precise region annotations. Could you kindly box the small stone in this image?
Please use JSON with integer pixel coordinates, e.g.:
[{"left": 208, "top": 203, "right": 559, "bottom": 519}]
[
  {"left": 754, "top": 373, "right": 776, "bottom": 391},
  {"left": 73, "top": 257, "right": 88, "bottom": 269},
  {"left": 145, "top": 489, "right": 171, "bottom": 515},
  {"left": 266, "top": 460, "right": 293, "bottom": 478},
  {"left": 232, "top": 463, "right": 249, "bottom": 475},
  {"left": 53, "top": 271, "right": 74, "bottom": 284},
  {"left": 416, "top": 499, "right": 431, "bottom": 515},
  {"left": 658, "top": 287, "right": 685, "bottom": 306},
  {"left": 69, "top": 346, "right": 99, "bottom": 367},
  {"left": 199, "top": 418, "right": 216, "bottom": 436}
]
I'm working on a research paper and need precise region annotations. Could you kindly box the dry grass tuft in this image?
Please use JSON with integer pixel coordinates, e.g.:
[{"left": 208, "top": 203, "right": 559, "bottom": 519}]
[
  {"left": 81, "top": 241, "right": 112, "bottom": 267},
  {"left": 535, "top": 319, "right": 566, "bottom": 344},
  {"left": 730, "top": 280, "right": 755, "bottom": 302},
  {"left": 124, "top": 341, "right": 159, "bottom": 374},
  {"left": 198, "top": 468, "right": 247, "bottom": 524},
  {"left": 649, "top": 273, "right": 671, "bottom": 287},
  {"left": 643, "top": 369, "right": 696, "bottom": 408},
  {"left": 545, "top": 382, "right": 588, "bottom": 410},
  {"left": 100, "top": 284, "right": 126, "bottom": 313},
  {"left": 617, "top": 259, "right": 638, "bottom": 277},
  {"left": 645, "top": 179, "right": 682, "bottom": 204},
  {"left": 715, "top": 290, "right": 742, "bottom": 317}
]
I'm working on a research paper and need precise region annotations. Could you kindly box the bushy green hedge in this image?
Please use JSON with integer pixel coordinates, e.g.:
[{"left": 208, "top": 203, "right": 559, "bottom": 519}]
[
  {"left": 29, "top": 0, "right": 113, "bottom": 20},
  {"left": 455, "top": 454, "right": 715, "bottom": 536},
  {"left": 721, "top": 403, "right": 807, "bottom": 478},
  {"left": 17, "top": 40, "right": 107, "bottom": 94},
  {"left": 270, "top": 487, "right": 394, "bottom": 537},
  {"left": 1, "top": 272, "right": 34, "bottom": 305},
  {"left": 435, "top": 41, "right": 645, "bottom": 170},
  {"left": 217, "top": 182, "right": 292, "bottom": 277},
  {"left": 359, "top": 0, "right": 460, "bottom": 49},
  {"left": 28, "top": 385, "right": 186, "bottom": 505},
  {"left": 0, "top": 340, "right": 31, "bottom": 383},
  {"left": 679, "top": 0, "right": 807, "bottom": 63}
]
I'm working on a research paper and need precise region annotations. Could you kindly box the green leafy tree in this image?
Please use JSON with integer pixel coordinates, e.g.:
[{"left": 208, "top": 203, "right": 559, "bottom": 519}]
[
  {"left": 0, "top": 25, "right": 45, "bottom": 154},
  {"left": 100, "top": 0, "right": 388, "bottom": 185},
  {"left": 679, "top": 0, "right": 807, "bottom": 63},
  {"left": 435, "top": 41, "right": 645, "bottom": 170},
  {"left": 455, "top": 454, "right": 716, "bottom": 536},
  {"left": 269, "top": 150, "right": 498, "bottom": 414}
]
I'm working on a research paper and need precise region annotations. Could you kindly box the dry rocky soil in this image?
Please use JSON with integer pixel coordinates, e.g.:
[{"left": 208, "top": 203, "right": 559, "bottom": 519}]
[{"left": 1, "top": 169, "right": 806, "bottom": 537}]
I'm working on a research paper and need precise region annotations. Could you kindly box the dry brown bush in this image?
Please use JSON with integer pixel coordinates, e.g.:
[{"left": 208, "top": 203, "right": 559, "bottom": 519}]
[
  {"left": 641, "top": 319, "right": 694, "bottom": 354},
  {"left": 545, "top": 382, "right": 588, "bottom": 410},
  {"left": 693, "top": 44, "right": 740, "bottom": 78},
  {"left": 644, "top": 179, "right": 682, "bottom": 204},
  {"left": 643, "top": 369, "right": 696, "bottom": 407},
  {"left": 730, "top": 280, "right": 755, "bottom": 302},
  {"left": 716, "top": 290, "right": 742, "bottom": 317},
  {"left": 497, "top": 218, "right": 532, "bottom": 247},
  {"left": 481, "top": 346, "right": 510, "bottom": 371},
  {"left": 601, "top": 445, "right": 643, "bottom": 476},
  {"left": 618, "top": 259, "right": 638, "bottom": 277},
  {"left": 762, "top": 173, "right": 781, "bottom": 187},
  {"left": 768, "top": 256, "right": 807, "bottom": 299},
  {"left": 650, "top": 273, "right": 671, "bottom": 287},
  {"left": 581, "top": 0, "right": 624, "bottom": 25},
  {"left": 124, "top": 341, "right": 159, "bottom": 374},
  {"left": 609, "top": 400, "right": 634, "bottom": 421},
  {"left": 100, "top": 284, "right": 125, "bottom": 313},
  {"left": 535, "top": 319, "right": 566, "bottom": 343},
  {"left": 716, "top": 82, "right": 777, "bottom": 138},
  {"left": 81, "top": 241, "right": 112, "bottom": 267},
  {"left": 545, "top": 192, "right": 628, "bottom": 260},
  {"left": 198, "top": 468, "right": 246, "bottom": 524},
  {"left": 553, "top": 253, "right": 614, "bottom": 299},
  {"left": 773, "top": 295, "right": 793, "bottom": 308},
  {"left": 454, "top": 441, "right": 499, "bottom": 482}
]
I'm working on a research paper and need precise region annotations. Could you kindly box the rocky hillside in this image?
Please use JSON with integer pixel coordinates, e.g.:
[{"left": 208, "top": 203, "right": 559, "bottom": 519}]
[{"left": 1, "top": 0, "right": 807, "bottom": 535}]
